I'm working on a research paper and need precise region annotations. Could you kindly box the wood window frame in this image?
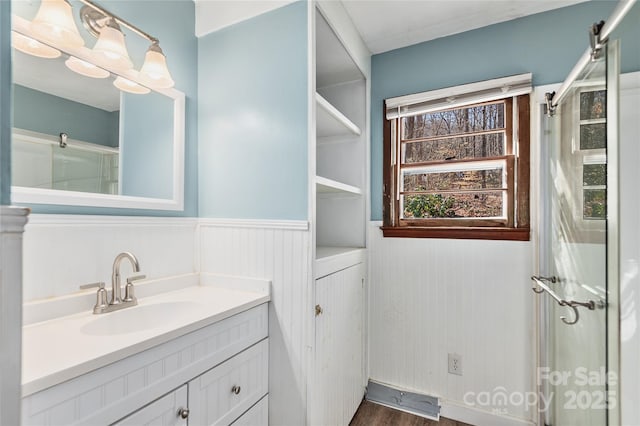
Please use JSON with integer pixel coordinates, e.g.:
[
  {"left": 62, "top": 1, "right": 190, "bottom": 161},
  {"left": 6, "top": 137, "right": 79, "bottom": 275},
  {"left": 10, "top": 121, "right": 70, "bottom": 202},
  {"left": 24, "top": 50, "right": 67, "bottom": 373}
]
[{"left": 381, "top": 94, "right": 530, "bottom": 241}]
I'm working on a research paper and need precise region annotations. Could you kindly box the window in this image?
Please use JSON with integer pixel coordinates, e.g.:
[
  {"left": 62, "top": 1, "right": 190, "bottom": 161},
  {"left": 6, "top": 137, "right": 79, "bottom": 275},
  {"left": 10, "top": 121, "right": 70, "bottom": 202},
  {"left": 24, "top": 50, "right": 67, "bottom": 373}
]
[
  {"left": 583, "top": 159, "right": 606, "bottom": 220},
  {"left": 382, "top": 75, "right": 531, "bottom": 240},
  {"left": 578, "top": 89, "right": 606, "bottom": 221}
]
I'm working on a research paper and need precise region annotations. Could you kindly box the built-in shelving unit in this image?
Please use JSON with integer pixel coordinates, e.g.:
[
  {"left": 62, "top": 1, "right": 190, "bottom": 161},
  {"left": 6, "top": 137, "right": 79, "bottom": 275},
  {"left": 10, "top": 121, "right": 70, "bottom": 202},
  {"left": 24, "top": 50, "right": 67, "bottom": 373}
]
[
  {"left": 313, "top": 7, "right": 367, "bottom": 275},
  {"left": 316, "top": 92, "right": 361, "bottom": 139},
  {"left": 308, "top": 4, "right": 369, "bottom": 424}
]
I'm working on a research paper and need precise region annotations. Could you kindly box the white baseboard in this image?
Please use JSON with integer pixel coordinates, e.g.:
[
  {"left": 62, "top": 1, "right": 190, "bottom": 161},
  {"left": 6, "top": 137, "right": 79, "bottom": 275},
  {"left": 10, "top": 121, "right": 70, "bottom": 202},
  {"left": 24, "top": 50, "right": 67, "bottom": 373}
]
[{"left": 440, "top": 400, "right": 535, "bottom": 426}]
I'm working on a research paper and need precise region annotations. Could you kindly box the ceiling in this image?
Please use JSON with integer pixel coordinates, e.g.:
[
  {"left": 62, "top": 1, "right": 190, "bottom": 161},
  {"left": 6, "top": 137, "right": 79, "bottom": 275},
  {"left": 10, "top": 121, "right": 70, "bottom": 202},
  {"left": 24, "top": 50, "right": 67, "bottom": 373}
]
[
  {"left": 196, "top": 0, "right": 589, "bottom": 54},
  {"left": 342, "top": 0, "right": 590, "bottom": 54},
  {"left": 195, "top": 1, "right": 297, "bottom": 37}
]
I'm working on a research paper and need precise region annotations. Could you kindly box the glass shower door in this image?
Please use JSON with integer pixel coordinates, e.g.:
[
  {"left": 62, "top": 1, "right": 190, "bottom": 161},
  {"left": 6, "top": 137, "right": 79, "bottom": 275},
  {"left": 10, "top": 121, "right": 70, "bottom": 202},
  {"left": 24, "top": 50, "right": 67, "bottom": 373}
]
[{"left": 541, "top": 41, "right": 619, "bottom": 426}]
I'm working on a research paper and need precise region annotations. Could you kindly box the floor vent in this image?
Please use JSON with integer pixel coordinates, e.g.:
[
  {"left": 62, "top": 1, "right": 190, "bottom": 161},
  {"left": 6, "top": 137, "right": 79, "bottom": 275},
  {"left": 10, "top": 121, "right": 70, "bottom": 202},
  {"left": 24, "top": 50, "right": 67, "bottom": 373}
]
[{"left": 365, "top": 380, "right": 440, "bottom": 421}]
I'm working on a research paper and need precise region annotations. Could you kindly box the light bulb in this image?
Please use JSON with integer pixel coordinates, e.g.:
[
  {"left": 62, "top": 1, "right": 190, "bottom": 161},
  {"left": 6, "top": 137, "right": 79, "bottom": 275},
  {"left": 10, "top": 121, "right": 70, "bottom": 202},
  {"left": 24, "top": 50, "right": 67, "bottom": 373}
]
[
  {"left": 31, "top": 0, "right": 84, "bottom": 49},
  {"left": 113, "top": 76, "right": 150, "bottom": 95},
  {"left": 12, "top": 31, "right": 61, "bottom": 59},
  {"left": 139, "top": 43, "right": 175, "bottom": 89},
  {"left": 65, "top": 56, "right": 110, "bottom": 79},
  {"left": 92, "top": 20, "right": 133, "bottom": 71}
]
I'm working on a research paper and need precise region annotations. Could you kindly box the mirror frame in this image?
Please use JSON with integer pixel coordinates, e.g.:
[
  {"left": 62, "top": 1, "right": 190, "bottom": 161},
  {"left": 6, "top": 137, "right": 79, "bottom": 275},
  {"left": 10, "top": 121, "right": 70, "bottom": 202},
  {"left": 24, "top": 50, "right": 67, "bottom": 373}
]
[{"left": 10, "top": 14, "right": 185, "bottom": 211}]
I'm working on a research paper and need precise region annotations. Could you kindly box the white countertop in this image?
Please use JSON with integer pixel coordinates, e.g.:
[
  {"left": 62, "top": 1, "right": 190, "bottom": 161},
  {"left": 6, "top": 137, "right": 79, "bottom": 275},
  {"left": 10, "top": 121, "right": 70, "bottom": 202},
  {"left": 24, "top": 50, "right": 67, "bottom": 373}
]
[{"left": 22, "top": 281, "right": 270, "bottom": 396}]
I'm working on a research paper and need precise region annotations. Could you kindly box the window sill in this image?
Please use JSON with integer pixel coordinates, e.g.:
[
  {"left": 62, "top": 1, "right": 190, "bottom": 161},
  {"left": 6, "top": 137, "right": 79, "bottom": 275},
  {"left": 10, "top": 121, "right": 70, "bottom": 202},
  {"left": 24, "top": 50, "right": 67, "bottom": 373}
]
[{"left": 380, "top": 226, "right": 530, "bottom": 241}]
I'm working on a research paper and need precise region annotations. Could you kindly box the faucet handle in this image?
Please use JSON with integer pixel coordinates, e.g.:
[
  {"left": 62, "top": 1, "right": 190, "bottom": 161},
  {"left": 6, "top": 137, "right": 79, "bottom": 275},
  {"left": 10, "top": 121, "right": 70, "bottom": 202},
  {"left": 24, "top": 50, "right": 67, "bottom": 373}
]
[
  {"left": 126, "top": 275, "right": 146, "bottom": 285},
  {"left": 79, "top": 281, "right": 106, "bottom": 290},
  {"left": 92, "top": 282, "right": 108, "bottom": 314},
  {"left": 124, "top": 275, "right": 145, "bottom": 303}
]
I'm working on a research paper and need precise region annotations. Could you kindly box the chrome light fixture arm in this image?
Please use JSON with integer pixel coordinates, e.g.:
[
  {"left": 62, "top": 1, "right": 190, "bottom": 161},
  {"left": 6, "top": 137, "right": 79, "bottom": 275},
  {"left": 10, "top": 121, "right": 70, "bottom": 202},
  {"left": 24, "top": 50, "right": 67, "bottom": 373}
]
[{"left": 78, "top": 0, "right": 158, "bottom": 44}]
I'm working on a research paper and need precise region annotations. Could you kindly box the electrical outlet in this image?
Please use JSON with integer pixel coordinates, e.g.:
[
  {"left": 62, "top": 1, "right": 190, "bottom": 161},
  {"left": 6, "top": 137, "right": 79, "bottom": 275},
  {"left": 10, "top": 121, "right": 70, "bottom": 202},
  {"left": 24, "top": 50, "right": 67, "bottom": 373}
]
[{"left": 448, "top": 353, "right": 462, "bottom": 376}]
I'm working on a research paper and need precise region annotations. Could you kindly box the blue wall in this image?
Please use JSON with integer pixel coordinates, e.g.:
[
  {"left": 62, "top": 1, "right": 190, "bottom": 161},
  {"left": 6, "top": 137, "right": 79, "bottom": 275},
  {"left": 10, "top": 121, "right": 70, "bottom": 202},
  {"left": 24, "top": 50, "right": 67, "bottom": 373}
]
[
  {"left": 14, "top": 85, "right": 119, "bottom": 147},
  {"left": 197, "top": 1, "right": 308, "bottom": 220},
  {"left": 0, "top": 1, "right": 11, "bottom": 205},
  {"left": 9, "top": 0, "right": 198, "bottom": 216},
  {"left": 370, "top": 1, "right": 640, "bottom": 221}
]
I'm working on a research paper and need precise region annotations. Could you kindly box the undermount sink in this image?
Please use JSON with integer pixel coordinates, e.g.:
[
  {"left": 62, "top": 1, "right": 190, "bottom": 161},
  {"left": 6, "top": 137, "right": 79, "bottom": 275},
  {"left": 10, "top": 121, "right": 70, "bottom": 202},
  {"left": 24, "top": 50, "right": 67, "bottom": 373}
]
[{"left": 81, "top": 301, "right": 205, "bottom": 336}]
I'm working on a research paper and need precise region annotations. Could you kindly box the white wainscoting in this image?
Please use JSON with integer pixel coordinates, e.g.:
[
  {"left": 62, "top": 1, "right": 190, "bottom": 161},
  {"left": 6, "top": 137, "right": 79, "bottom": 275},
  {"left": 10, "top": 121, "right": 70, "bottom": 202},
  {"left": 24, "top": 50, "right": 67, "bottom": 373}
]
[
  {"left": 22, "top": 215, "right": 198, "bottom": 302},
  {"left": 368, "top": 222, "right": 535, "bottom": 425},
  {"left": 198, "top": 219, "right": 311, "bottom": 426}
]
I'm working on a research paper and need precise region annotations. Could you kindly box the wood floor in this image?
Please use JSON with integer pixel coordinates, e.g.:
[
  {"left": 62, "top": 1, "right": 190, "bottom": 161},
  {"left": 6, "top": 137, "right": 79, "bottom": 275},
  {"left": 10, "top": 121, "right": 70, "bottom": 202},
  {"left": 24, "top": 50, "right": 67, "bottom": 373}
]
[{"left": 349, "top": 401, "right": 473, "bottom": 426}]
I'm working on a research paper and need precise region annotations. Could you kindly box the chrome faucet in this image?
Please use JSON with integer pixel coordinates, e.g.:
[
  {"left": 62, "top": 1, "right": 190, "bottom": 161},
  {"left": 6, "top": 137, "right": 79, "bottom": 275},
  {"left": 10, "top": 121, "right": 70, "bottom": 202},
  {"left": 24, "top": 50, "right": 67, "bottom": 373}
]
[
  {"left": 90, "top": 252, "right": 146, "bottom": 314},
  {"left": 111, "top": 252, "right": 140, "bottom": 305}
]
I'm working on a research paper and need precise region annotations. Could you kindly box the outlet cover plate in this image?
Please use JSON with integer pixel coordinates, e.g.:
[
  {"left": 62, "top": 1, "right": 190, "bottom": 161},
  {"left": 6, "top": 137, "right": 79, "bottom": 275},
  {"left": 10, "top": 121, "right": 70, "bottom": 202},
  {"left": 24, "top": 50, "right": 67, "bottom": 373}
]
[{"left": 448, "top": 353, "right": 462, "bottom": 375}]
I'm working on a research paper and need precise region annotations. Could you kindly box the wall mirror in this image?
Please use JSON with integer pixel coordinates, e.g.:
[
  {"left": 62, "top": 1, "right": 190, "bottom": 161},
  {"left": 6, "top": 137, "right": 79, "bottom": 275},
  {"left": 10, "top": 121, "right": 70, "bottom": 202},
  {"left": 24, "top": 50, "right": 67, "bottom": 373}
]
[{"left": 10, "top": 2, "right": 185, "bottom": 211}]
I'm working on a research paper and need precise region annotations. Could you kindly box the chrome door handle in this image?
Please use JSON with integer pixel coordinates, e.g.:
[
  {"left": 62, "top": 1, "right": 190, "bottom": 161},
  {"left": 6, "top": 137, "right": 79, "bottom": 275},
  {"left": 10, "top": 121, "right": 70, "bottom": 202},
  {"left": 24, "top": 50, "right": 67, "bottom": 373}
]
[
  {"left": 530, "top": 276, "right": 605, "bottom": 325},
  {"left": 177, "top": 407, "right": 189, "bottom": 419},
  {"left": 530, "top": 275, "right": 557, "bottom": 293}
]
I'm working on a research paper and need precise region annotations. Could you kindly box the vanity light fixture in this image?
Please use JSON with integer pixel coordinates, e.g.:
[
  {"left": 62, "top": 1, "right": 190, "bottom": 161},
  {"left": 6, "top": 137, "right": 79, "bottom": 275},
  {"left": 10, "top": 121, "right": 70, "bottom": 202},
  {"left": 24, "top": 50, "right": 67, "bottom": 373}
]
[
  {"left": 79, "top": 1, "right": 175, "bottom": 89},
  {"left": 31, "top": 0, "right": 85, "bottom": 49},
  {"left": 91, "top": 19, "right": 133, "bottom": 71},
  {"left": 65, "top": 56, "right": 110, "bottom": 79},
  {"left": 139, "top": 42, "right": 175, "bottom": 89},
  {"left": 11, "top": 31, "right": 61, "bottom": 59},
  {"left": 113, "top": 76, "right": 150, "bottom": 95},
  {"left": 14, "top": 0, "right": 175, "bottom": 92}
]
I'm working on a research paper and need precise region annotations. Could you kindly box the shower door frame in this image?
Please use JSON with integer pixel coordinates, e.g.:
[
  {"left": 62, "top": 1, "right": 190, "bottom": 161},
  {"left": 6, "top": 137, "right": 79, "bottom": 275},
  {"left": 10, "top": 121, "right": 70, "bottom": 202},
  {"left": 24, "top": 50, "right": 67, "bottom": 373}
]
[
  {"left": 605, "top": 39, "right": 621, "bottom": 426},
  {"left": 531, "top": 82, "right": 555, "bottom": 426},
  {"left": 532, "top": 40, "right": 621, "bottom": 426}
]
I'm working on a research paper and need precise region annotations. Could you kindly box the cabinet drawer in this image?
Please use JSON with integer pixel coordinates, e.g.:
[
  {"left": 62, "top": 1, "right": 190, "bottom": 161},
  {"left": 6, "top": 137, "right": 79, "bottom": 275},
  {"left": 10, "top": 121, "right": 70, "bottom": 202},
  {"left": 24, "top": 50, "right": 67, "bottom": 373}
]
[
  {"left": 190, "top": 339, "right": 268, "bottom": 425},
  {"left": 113, "top": 385, "right": 188, "bottom": 426},
  {"left": 231, "top": 395, "right": 268, "bottom": 426}
]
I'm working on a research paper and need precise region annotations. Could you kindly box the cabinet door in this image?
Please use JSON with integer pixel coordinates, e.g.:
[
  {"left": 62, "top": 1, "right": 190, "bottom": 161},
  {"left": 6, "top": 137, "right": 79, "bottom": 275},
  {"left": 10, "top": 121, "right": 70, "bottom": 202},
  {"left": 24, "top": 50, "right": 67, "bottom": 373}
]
[
  {"left": 113, "top": 385, "right": 188, "bottom": 426},
  {"left": 189, "top": 339, "right": 268, "bottom": 425},
  {"left": 310, "top": 263, "right": 366, "bottom": 426}
]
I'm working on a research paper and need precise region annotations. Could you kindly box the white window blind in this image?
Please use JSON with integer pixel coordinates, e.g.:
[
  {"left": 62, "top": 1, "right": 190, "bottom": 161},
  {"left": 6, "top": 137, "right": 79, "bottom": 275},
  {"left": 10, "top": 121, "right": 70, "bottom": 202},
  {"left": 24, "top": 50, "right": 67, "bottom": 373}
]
[{"left": 385, "top": 73, "right": 532, "bottom": 120}]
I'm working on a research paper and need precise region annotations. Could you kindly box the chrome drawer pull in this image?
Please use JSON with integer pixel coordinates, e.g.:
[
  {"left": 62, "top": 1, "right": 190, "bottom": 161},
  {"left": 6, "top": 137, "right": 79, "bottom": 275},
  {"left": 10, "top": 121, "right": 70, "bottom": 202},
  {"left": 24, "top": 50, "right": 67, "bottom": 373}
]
[
  {"left": 231, "top": 385, "right": 241, "bottom": 395},
  {"left": 177, "top": 408, "right": 189, "bottom": 419}
]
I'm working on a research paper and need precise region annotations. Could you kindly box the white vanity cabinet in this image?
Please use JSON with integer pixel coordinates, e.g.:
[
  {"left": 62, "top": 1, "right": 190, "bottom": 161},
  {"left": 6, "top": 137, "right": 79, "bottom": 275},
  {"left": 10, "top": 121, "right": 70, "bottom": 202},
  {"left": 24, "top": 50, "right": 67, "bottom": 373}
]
[
  {"left": 113, "top": 385, "right": 188, "bottom": 426},
  {"left": 22, "top": 303, "right": 269, "bottom": 426}
]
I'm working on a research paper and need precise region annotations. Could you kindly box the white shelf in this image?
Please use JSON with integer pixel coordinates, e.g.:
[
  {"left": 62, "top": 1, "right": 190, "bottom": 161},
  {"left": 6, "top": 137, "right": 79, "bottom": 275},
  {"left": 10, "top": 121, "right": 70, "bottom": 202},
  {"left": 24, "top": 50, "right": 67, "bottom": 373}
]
[
  {"left": 316, "top": 92, "right": 361, "bottom": 139},
  {"left": 315, "top": 246, "right": 366, "bottom": 279},
  {"left": 315, "top": 7, "right": 364, "bottom": 88},
  {"left": 316, "top": 176, "right": 362, "bottom": 195}
]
